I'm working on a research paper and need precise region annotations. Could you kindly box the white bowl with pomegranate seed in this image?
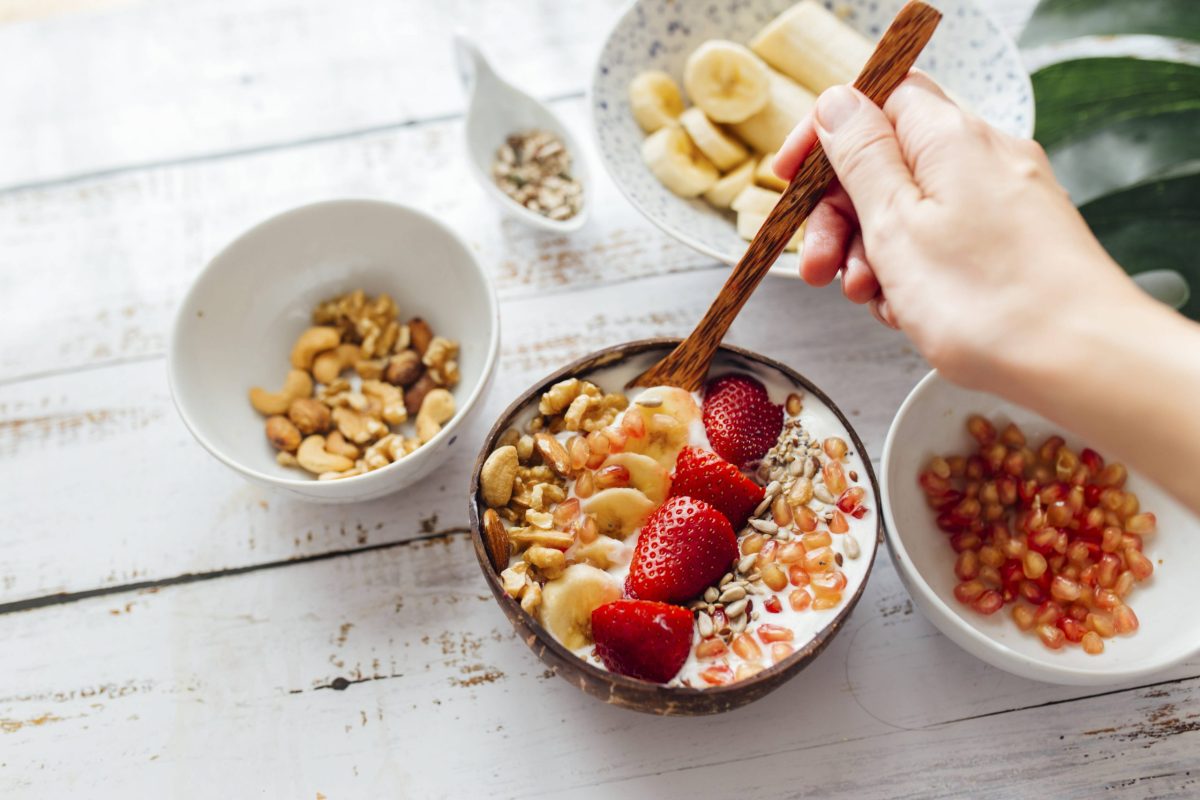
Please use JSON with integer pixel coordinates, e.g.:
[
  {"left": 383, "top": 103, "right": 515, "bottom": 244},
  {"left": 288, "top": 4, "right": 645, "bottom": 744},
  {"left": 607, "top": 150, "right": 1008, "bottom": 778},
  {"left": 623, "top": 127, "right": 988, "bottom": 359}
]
[{"left": 882, "top": 371, "right": 1200, "bottom": 685}]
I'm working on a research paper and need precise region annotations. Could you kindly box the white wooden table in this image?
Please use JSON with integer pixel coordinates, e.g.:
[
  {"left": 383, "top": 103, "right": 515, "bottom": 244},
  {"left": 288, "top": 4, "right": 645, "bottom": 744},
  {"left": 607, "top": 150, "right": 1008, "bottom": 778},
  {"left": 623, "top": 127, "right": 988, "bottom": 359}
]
[{"left": 2, "top": 1, "right": 1197, "bottom": 796}]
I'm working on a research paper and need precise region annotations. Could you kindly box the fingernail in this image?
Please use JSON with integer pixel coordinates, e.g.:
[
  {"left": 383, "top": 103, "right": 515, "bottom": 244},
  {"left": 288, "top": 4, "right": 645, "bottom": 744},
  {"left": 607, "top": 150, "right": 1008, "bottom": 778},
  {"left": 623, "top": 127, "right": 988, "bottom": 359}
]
[{"left": 815, "top": 86, "right": 860, "bottom": 132}]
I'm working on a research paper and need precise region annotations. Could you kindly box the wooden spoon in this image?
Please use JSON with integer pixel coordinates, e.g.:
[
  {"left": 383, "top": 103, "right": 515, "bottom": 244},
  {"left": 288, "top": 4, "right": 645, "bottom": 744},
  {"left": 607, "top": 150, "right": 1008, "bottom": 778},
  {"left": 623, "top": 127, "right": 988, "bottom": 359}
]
[{"left": 630, "top": 0, "right": 943, "bottom": 391}]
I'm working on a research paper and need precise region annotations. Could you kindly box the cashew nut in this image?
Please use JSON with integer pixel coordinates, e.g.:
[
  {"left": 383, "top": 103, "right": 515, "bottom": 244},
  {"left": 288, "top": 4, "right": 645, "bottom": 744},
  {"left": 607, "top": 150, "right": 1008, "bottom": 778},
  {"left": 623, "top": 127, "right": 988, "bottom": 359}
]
[
  {"left": 332, "top": 406, "right": 388, "bottom": 444},
  {"left": 415, "top": 388, "right": 456, "bottom": 443},
  {"left": 276, "top": 451, "right": 300, "bottom": 467},
  {"left": 361, "top": 379, "right": 407, "bottom": 426},
  {"left": 265, "top": 415, "right": 301, "bottom": 452},
  {"left": 318, "top": 464, "right": 365, "bottom": 481},
  {"left": 324, "top": 430, "right": 360, "bottom": 460},
  {"left": 480, "top": 445, "right": 519, "bottom": 507},
  {"left": 296, "top": 435, "right": 354, "bottom": 474},
  {"left": 287, "top": 397, "right": 332, "bottom": 435},
  {"left": 311, "top": 343, "right": 362, "bottom": 384},
  {"left": 353, "top": 358, "right": 386, "bottom": 381},
  {"left": 249, "top": 369, "right": 313, "bottom": 415},
  {"left": 290, "top": 326, "right": 340, "bottom": 370}
]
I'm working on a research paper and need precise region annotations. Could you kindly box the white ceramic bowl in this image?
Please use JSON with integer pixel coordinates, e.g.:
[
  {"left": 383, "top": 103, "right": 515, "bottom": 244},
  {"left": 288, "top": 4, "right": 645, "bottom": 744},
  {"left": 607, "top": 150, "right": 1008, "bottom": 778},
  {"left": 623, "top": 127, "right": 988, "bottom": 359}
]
[
  {"left": 882, "top": 371, "right": 1200, "bottom": 685},
  {"left": 591, "top": 0, "right": 1034, "bottom": 276},
  {"left": 168, "top": 199, "right": 500, "bottom": 503}
]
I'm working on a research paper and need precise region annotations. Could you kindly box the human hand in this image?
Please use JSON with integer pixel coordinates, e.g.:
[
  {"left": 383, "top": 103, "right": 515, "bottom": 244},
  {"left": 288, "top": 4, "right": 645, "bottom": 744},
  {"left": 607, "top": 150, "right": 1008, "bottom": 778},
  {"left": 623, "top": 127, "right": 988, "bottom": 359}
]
[{"left": 773, "top": 73, "right": 1146, "bottom": 393}]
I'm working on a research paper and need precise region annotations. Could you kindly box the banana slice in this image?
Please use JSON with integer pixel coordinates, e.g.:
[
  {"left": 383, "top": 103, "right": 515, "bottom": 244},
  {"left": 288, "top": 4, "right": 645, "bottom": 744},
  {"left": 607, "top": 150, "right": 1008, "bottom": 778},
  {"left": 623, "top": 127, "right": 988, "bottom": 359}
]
[
  {"left": 642, "top": 126, "right": 719, "bottom": 198},
  {"left": 737, "top": 211, "right": 805, "bottom": 252},
  {"left": 683, "top": 40, "right": 770, "bottom": 123},
  {"left": 539, "top": 564, "right": 623, "bottom": 650},
  {"left": 730, "top": 69, "right": 816, "bottom": 154},
  {"left": 750, "top": 0, "right": 873, "bottom": 93},
  {"left": 678, "top": 108, "right": 749, "bottom": 171},
  {"left": 583, "top": 488, "right": 657, "bottom": 539},
  {"left": 755, "top": 152, "right": 790, "bottom": 191},
  {"left": 629, "top": 70, "right": 685, "bottom": 133},
  {"left": 731, "top": 184, "right": 782, "bottom": 215},
  {"left": 569, "top": 534, "right": 627, "bottom": 571},
  {"left": 703, "top": 159, "right": 755, "bottom": 209},
  {"left": 622, "top": 387, "right": 700, "bottom": 469},
  {"left": 603, "top": 452, "right": 671, "bottom": 504}
]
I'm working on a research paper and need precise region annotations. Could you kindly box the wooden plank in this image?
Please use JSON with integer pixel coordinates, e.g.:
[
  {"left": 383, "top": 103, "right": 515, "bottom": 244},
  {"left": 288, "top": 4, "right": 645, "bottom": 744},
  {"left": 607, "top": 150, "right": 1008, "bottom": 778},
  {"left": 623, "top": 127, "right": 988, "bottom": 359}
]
[
  {"left": 0, "top": 268, "right": 922, "bottom": 604},
  {"left": 0, "top": 0, "right": 625, "bottom": 189},
  {"left": 0, "top": 98, "right": 709, "bottom": 385},
  {"left": 1, "top": 531, "right": 1195, "bottom": 798}
]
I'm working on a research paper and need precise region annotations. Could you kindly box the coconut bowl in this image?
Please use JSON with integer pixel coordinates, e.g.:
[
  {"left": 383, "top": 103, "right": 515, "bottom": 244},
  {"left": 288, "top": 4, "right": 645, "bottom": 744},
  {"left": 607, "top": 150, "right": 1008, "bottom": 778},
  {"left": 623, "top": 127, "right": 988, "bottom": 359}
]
[{"left": 467, "top": 338, "right": 882, "bottom": 715}]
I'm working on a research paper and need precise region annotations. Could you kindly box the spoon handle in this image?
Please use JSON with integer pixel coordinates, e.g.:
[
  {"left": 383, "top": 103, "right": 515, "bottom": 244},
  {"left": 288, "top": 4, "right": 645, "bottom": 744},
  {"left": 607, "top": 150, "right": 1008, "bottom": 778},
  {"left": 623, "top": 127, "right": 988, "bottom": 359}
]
[{"left": 631, "top": 0, "right": 942, "bottom": 391}]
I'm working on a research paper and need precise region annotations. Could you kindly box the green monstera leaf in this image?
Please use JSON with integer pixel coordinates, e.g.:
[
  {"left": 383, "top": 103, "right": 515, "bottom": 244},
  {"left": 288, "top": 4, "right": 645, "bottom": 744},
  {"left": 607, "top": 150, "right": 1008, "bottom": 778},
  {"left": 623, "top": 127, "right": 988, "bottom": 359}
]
[{"left": 1020, "top": 0, "right": 1200, "bottom": 48}]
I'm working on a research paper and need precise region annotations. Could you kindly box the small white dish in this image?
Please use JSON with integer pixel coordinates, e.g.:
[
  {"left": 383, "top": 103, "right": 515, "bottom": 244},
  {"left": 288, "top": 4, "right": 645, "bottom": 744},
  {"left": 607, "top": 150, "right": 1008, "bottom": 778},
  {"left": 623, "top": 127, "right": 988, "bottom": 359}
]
[
  {"left": 454, "top": 32, "right": 590, "bottom": 233},
  {"left": 591, "top": 0, "right": 1034, "bottom": 277},
  {"left": 168, "top": 199, "right": 500, "bottom": 504},
  {"left": 882, "top": 370, "right": 1200, "bottom": 685}
]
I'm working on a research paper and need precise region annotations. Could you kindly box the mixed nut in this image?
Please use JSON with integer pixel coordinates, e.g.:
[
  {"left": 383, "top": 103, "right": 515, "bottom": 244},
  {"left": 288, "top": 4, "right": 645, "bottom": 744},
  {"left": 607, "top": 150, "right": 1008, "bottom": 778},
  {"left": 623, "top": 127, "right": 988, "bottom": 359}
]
[
  {"left": 491, "top": 129, "right": 584, "bottom": 221},
  {"left": 249, "top": 289, "right": 461, "bottom": 479}
]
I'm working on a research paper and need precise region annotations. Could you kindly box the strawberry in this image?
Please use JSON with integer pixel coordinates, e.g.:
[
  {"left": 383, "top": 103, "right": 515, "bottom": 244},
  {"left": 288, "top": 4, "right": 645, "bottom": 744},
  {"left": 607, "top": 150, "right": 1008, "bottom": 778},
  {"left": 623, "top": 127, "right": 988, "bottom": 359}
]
[
  {"left": 591, "top": 599, "right": 693, "bottom": 683},
  {"left": 702, "top": 374, "right": 783, "bottom": 466},
  {"left": 670, "top": 445, "right": 764, "bottom": 529},
  {"left": 626, "top": 496, "right": 738, "bottom": 603}
]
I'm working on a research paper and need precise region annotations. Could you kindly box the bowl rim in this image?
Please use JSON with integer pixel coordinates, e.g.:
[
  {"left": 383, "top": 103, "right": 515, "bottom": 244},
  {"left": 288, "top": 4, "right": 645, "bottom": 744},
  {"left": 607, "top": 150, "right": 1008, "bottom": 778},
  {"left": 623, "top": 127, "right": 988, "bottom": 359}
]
[
  {"left": 587, "top": 0, "right": 1035, "bottom": 274},
  {"left": 881, "top": 369, "right": 1200, "bottom": 684},
  {"left": 166, "top": 197, "right": 501, "bottom": 491},
  {"left": 467, "top": 337, "right": 883, "bottom": 711}
]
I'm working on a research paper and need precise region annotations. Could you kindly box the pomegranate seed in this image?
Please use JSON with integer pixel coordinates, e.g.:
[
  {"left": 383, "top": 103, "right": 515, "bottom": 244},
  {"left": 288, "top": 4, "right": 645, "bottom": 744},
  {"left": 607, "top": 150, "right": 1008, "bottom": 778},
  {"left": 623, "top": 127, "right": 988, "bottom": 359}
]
[
  {"left": 1119, "top": 492, "right": 1140, "bottom": 520},
  {"left": 1037, "top": 624, "right": 1066, "bottom": 650},
  {"left": 1002, "top": 450, "right": 1026, "bottom": 477},
  {"left": 851, "top": 505, "right": 869, "bottom": 519},
  {"left": 1095, "top": 554, "right": 1121, "bottom": 588},
  {"left": 978, "top": 545, "right": 1005, "bottom": 568},
  {"left": 1113, "top": 604, "right": 1139, "bottom": 634},
  {"left": 1093, "top": 589, "right": 1120, "bottom": 610},
  {"left": 982, "top": 443, "right": 1006, "bottom": 474},
  {"left": 1086, "top": 611, "right": 1115, "bottom": 638},
  {"left": 1068, "top": 602, "right": 1090, "bottom": 622},
  {"left": 800, "top": 531, "right": 832, "bottom": 551},
  {"left": 837, "top": 486, "right": 866, "bottom": 514},
  {"left": 762, "top": 562, "right": 788, "bottom": 591},
  {"left": 695, "top": 638, "right": 728, "bottom": 659},
  {"left": 1011, "top": 603, "right": 1036, "bottom": 630},
  {"left": 575, "top": 470, "right": 595, "bottom": 499},
  {"left": 1099, "top": 488, "right": 1124, "bottom": 512},
  {"left": 1046, "top": 502, "right": 1072, "bottom": 527},
  {"left": 947, "top": 456, "right": 967, "bottom": 477},
  {"left": 919, "top": 471, "right": 951, "bottom": 496},
  {"left": 576, "top": 514, "right": 598, "bottom": 544},
  {"left": 1019, "top": 579, "right": 1048, "bottom": 604},
  {"left": 950, "top": 532, "right": 982, "bottom": 553},
  {"left": 1039, "top": 483, "right": 1066, "bottom": 506},
  {"left": 972, "top": 590, "right": 1004, "bottom": 615},
  {"left": 823, "top": 437, "right": 848, "bottom": 460},
  {"left": 594, "top": 464, "right": 630, "bottom": 490},
  {"left": 757, "top": 624, "right": 794, "bottom": 643},
  {"left": 711, "top": 607, "right": 728, "bottom": 631},
  {"left": 1080, "top": 448, "right": 1104, "bottom": 476},
  {"left": 1081, "top": 631, "right": 1104, "bottom": 654},
  {"left": 967, "top": 415, "right": 996, "bottom": 445},
  {"left": 603, "top": 426, "right": 627, "bottom": 452},
  {"left": 699, "top": 664, "right": 734, "bottom": 685},
  {"left": 1121, "top": 533, "right": 1144, "bottom": 553},
  {"left": 1125, "top": 548, "right": 1153, "bottom": 580},
  {"left": 823, "top": 461, "right": 848, "bottom": 496},
  {"left": 788, "top": 589, "right": 812, "bottom": 611},
  {"left": 829, "top": 511, "right": 849, "bottom": 534},
  {"left": 1113, "top": 570, "right": 1136, "bottom": 598},
  {"left": 1066, "top": 541, "right": 1092, "bottom": 565},
  {"left": 954, "top": 580, "right": 986, "bottom": 604},
  {"left": 762, "top": 596, "right": 783, "bottom": 613},
  {"left": 1084, "top": 484, "right": 1103, "bottom": 507},
  {"left": 1079, "top": 564, "right": 1098, "bottom": 587},
  {"left": 787, "top": 565, "right": 810, "bottom": 587},
  {"left": 1035, "top": 601, "right": 1064, "bottom": 626},
  {"left": 1037, "top": 435, "right": 1065, "bottom": 464},
  {"left": 1100, "top": 527, "right": 1123, "bottom": 554},
  {"left": 586, "top": 430, "right": 610, "bottom": 456},
  {"left": 772, "top": 495, "right": 793, "bottom": 527},
  {"left": 777, "top": 542, "right": 806, "bottom": 564},
  {"left": 568, "top": 436, "right": 591, "bottom": 471},
  {"left": 553, "top": 498, "right": 581, "bottom": 528},
  {"left": 1057, "top": 616, "right": 1086, "bottom": 643},
  {"left": 812, "top": 595, "right": 841, "bottom": 610},
  {"left": 996, "top": 476, "right": 1018, "bottom": 506},
  {"left": 731, "top": 632, "right": 762, "bottom": 661},
  {"left": 794, "top": 505, "right": 818, "bottom": 532},
  {"left": 1126, "top": 513, "right": 1156, "bottom": 535},
  {"left": 1050, "top": 575, "right": 1082, "bottom": 602},
  {"left": 955, "top": 550, "right": 980, "bottom": 581},
  {"left": 1055, "top": 449, "right": 1079, "bottom": 481},
  {"left": 1096, "top": 462, "right": 1127, "bottom": 489},
  {"left": 758, "top": 539, "right": 778, "bottom": 566},
  {"left": 1001, "top": 533, "right": 1027, "bottom": 560},
  {"left": 1022, "top": 550, "right": 1048, "bottom": 580},
  {"left": 770, "top": 642, "right": 794, "bottom": 662},
  {"left": 965, "top": 456, "right": 986, "bottom": 481},
  {"left": 810, "top": 571, "right": 847, "bottom": 595},
  {"left": 1000, "top": 422, "right": 1026, "bottom": 448},
  {"left": 733, "top": 663, "right": 763, "bottom": 680},
  {"left": 620, "top": 410, "right": 645, "bottom": 439},
  {"left": 741, "top": 533, "right": 765, "bottom": 555},
  {"left": 929, "top": 457, "right": 952, "bottom": 479}
]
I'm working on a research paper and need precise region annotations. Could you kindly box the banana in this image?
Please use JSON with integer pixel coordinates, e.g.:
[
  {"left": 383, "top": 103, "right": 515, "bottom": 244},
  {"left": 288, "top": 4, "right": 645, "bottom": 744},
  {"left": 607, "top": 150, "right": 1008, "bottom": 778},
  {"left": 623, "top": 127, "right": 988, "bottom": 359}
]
[
  {"left": 737, "top": 211, "right": 805, "bottom": 252},
  {"left": 683, "top": 40, "right": 771, "bottom": 123},
  {"left": 628, "top": 70, "right": 686, "bottom": 133},
  {"left": 703, "top": 159, "right": 755, "bottom": 209},
  {"left": 642, "top": 125, "right": 719, "bottom": 197},
  {"left": 678, "top": 108, "right": 748, "bottom": 171},
  {"left": 754, "top": 152, "right": 789, "bottom": 191},
  {"left": 539, "top": 564, "right": 623, "bottom": 650},
  {"left": 750, "top": 0, "right": 874, "bottom": 93},
  {"left": 583, "top": 487, "right": 657, "bottom": 538},
  {"left": 622, "top": 387, "right": 700, "bottom": 469},
  {"left": 603, "top": 452, "right": 671, "bottom": 504},
  {"left": 731, "top": 184, "right": 782, "bottom": 215},
  {"left": 569, "top": 534, "right": 627, "bottom": 571},
  {"left": 730, "top": 68, "right": 816, "bottom": 154}
]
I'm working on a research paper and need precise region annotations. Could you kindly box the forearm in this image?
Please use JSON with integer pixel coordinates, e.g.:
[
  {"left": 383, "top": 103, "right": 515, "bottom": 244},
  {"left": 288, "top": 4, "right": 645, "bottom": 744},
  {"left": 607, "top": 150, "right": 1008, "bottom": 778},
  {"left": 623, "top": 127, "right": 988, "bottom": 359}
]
[{"left": 1000, "top": 287, "right": 1200, "bottom": 514}]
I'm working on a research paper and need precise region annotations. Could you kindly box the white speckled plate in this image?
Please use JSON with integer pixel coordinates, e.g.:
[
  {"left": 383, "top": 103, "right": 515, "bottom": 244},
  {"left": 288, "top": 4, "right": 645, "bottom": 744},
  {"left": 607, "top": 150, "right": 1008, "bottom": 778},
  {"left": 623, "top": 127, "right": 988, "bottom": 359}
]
[{"left": 591, "top": 0, "right": 1033, "bottom": 277}]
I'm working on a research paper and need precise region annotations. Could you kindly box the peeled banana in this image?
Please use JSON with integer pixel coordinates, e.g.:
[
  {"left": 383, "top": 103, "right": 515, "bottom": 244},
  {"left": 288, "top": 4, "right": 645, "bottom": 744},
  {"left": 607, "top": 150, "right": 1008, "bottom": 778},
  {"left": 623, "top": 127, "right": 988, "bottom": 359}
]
[
  {"left": 754, "top": 152, "right": 790, "bottom": 192},
  {"left": 684, "top": 40, "right": 770, "bottom": 123},
  {"left": 583, "top": 488, "right": 657, "bottom": 538},
  {"left": 678, "top": 108, "right": 748, "bottom": 171},
  {"left": 642, "top": 125, "right": 719, "bottom": 197},
  {"left": 539, "top": 564, "right": 623, "bottom": 650},
  {"left": 730, "top": 68, "right": 816, "bottom": 154},
  {"left": 731, "top": 185, "right": 782, "bottom": 215},
  {"left": 629, "top": 70, "right": 685, "bottom": 133},
  {"left": 602, "top": 452, "right": 671, "bottom": 504},
  {"left": 750, "top": 0, "right": 873, "bottom": 93},
  {"left": 703, "top": 159, "right": 755, "bottom": 209},
  {"left": 737, "top": 212, "right": 805, "bottom": 252}
]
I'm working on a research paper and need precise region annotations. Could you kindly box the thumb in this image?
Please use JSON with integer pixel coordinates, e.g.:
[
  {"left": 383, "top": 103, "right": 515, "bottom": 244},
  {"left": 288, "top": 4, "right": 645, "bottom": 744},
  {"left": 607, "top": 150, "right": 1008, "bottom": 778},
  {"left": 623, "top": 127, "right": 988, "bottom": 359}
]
[{"left": 813, "top": 86, "right": 918, "bottom": 224}]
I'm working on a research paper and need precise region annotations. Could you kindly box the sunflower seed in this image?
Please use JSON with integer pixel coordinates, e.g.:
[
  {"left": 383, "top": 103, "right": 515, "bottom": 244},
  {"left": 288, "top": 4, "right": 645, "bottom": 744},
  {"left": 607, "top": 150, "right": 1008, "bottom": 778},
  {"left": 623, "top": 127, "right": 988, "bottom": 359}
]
[
  {"left": 635, "top": 397, "right": 663, "bottom": 408},
  {"left": 731, "top": 616, "right": 748, "bottom": 634},
  {"left": 724, "top": 598, "right": 749, "bottom": 618},
  {"left": 704, "top": 586, "right": 720, "bottom": 603},
  {"left": 814, "top": 485, "right": 836, "bottom": 505},
  {"left": 770, "top": 467, "right": 785, "bottom": 483},
  {"left": 804, "top": 456, "right": 818, "bottom": 478},
  {"left": 719, "top": 572, "right": 734, "bottom": 587},
  {"left": 746, "top": 571, "right": 761, "bottom": 583},
  {"left": 688, "top": 599, "right": 706, "bottom": 611},
  {"left": 751, "top": 610, "right": 761, "bottom": 621},
  {"left": 737, "top": 553, "right": 759, "bottom": 574},
  {"left": 765, "top": 480, "right": 782, "bottom": 498},
  {"left": 776, "top": 528, "right": 792, "bottom": 542},
  {"left": 788, "top": 459, "right": 804, "bottom": 477},
  {"left": 753, "top": 496, "right": 772, "bottom": 517},
  {"left": 844, "top": 535, "right": 861, "bottom": 559},
  {"left": 750, "top": 518, "right": 779, "bottom": 534},
  {"left": 719, "top": 585, "right": 746, "bottom": 603},
  {"left": 697, "top": 611, "right": 714, "bottom": 638}
]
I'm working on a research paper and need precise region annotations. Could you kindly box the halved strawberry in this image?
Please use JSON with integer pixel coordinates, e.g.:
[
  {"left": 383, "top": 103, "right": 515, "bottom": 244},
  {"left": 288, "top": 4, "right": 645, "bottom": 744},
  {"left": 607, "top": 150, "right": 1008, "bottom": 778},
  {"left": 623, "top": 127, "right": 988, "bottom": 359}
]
[
  {"left": 670, "top": 445, "right": 764, "bottom": 529},
  {"left": 626, "top": 496, "right": 738, "bottom": 603},
  {"left": 702, "top": 374, "right": 783, "bottom": 467},
  {"left": 591, "top": 599, "right": 693, "bottom": 683}
]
